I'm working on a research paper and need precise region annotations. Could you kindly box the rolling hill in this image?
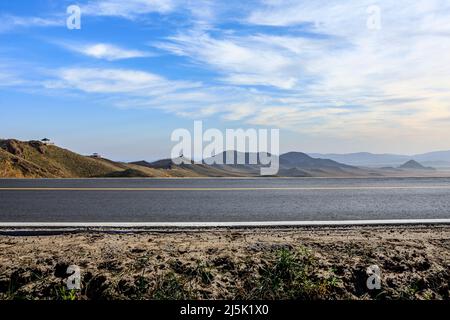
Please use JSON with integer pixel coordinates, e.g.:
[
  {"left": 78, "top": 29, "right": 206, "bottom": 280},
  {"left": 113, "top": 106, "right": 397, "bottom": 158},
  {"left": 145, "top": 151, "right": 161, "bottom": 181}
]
[
  {"left": 0, "top": 139, "right": 250, "bottom": 178},
  {"left": 1, "top": 139, "right": 448, "bottom": 178},
  {"left": 130, "top": 158, "right": 250, "bottom": 177},
  {"left": 200, "top": 151, "right": 366, "bottom": 177},
  {"left": 277, "top": 152, "right": 367, "bottom": 177},
  {"left": 0, "top": 139, "right": 130, "bottom": 178}
]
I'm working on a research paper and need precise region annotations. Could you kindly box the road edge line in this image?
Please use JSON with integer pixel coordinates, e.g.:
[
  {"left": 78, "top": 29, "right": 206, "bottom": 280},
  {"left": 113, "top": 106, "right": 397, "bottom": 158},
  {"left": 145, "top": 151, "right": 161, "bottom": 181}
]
[{"left": 1, "top": 219, "right": 450, "bottom": 228}]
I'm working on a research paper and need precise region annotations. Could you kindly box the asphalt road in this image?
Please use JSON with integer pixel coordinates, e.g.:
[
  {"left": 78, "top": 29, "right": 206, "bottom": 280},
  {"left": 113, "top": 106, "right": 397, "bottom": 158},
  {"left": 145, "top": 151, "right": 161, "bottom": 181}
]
[{"left": 1, "top": 177, "right": 450, "bottom": 222}]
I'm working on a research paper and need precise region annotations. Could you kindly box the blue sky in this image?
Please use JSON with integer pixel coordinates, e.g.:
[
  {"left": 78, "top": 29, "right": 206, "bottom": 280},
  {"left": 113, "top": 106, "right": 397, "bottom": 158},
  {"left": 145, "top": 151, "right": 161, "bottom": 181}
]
[{"left": 1, "top": 0, "right": 450, "bottom": 161}]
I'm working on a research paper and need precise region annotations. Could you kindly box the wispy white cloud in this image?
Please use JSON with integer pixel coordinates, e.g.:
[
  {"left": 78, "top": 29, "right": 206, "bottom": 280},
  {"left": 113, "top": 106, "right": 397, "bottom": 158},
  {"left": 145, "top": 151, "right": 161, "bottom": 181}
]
[
  {"left": 0, "top": 14, "right": 63, "bottom": 32},
  {"left": 0, "top": 68, "right": 24, "bottom": 86},
  {"left": 155, "top": 32, "right": 301, "bottom": 89},
  {"left": 81, "top": 0, "right": 222, "bottom": 28},
  {"left": 82, "top": 0, "right": 177, "bottom": 19},
  {"left": 60, "top": 43, "right": 152, "bottom": 61},
  {"left": 40, "top": 66, "right": 271, "bottom": 122},
  {"left": 44, "top": 67, "right": 199, "bottom": 95}
]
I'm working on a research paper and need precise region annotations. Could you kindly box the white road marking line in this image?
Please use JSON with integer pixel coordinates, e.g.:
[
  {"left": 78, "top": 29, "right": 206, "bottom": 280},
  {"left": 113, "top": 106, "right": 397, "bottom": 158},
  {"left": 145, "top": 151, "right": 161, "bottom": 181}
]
[
  {"left": 1, "top": 186, "right": 450, "bottom": 191},
  {"left": 1, "top": 219, "right": 450, "bottom": 228}
]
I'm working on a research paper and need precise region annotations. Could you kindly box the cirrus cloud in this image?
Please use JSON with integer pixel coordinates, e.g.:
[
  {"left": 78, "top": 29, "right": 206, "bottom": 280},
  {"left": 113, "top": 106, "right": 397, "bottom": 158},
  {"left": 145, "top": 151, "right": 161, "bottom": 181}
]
[{"left": 61, "top": 42, "right": 153, "bottom": 61}]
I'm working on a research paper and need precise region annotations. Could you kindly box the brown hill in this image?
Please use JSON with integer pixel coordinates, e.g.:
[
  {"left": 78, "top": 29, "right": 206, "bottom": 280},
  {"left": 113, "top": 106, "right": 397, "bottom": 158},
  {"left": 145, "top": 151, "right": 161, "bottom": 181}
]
[
  {"left": 130, "top": 159, "right": 248, "bottom": 177},
  {"left": 0, "top": 139, "right": 245, "bottom": 178},
  {"left": 0, "top": 139, "right": 142, "bottom": 178}
]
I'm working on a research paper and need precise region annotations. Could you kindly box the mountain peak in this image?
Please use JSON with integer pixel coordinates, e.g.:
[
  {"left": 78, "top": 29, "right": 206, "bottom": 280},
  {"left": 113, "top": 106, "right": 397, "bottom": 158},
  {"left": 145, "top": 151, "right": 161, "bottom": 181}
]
[
  {"left": 280, "top": 152, "right": 354, "bottom": 169},
  {"left": 399, "top": 160, "right": 434, "bottom": 170}
]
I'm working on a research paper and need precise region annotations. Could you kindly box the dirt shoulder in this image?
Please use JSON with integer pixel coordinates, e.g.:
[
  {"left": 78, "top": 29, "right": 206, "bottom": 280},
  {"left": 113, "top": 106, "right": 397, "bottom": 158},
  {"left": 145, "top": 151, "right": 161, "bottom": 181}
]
[{"left": 0, "top": 225, "right": 449, "bottom": 300}]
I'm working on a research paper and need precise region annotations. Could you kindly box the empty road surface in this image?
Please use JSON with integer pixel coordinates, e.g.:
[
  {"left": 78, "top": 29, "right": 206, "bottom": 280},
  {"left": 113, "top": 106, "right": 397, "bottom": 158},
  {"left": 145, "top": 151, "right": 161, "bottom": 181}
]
[{"left": 1, "top": 177, "right": 450, "bottom": 222}]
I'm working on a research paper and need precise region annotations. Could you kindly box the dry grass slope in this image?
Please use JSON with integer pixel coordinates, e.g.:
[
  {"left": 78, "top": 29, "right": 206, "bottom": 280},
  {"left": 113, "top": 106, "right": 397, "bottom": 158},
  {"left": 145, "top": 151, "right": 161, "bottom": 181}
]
[{"left": 0, "top": 139, "right": 135, "bottom": 178}]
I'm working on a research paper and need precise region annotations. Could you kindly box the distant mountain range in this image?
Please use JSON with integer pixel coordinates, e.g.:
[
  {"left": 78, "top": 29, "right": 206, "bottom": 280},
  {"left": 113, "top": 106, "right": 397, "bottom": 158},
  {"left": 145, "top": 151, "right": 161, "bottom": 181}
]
[
  {"left": 134, "top": 151, "right": 363, "bottom": 177},
  {"left": 308, "top": 151, "right": 450, "bottom": 168},
  {"left": 1, "top": 139, "right": 448, "bottom": 178}
]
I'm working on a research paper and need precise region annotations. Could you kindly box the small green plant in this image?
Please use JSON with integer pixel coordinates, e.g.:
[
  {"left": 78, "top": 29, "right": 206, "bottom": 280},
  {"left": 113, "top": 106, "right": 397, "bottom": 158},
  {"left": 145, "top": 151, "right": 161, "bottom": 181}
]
[
  {"left": 151, "top": 272, "right": 192, "bottom": 300},
  {"left": 326, "top": 274, "right": 341, "bottom": 288},
  {"left": 192, "top": 262, "right": 214, "bottom": 285},
  {"left": 250, "top": 248, "right": 339, "bottom": 299},
  {"left": 55, "top": 285, "right": 78, "bottom": 301},
  {"left": 422, "top": 290, "right": 434, "bottom": 300},
  {"left": 397, "top": 281, "right": 421, "bottom": 300},
  {"left": 134, "top": 275, "right": 150, "bottom": 298}
]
